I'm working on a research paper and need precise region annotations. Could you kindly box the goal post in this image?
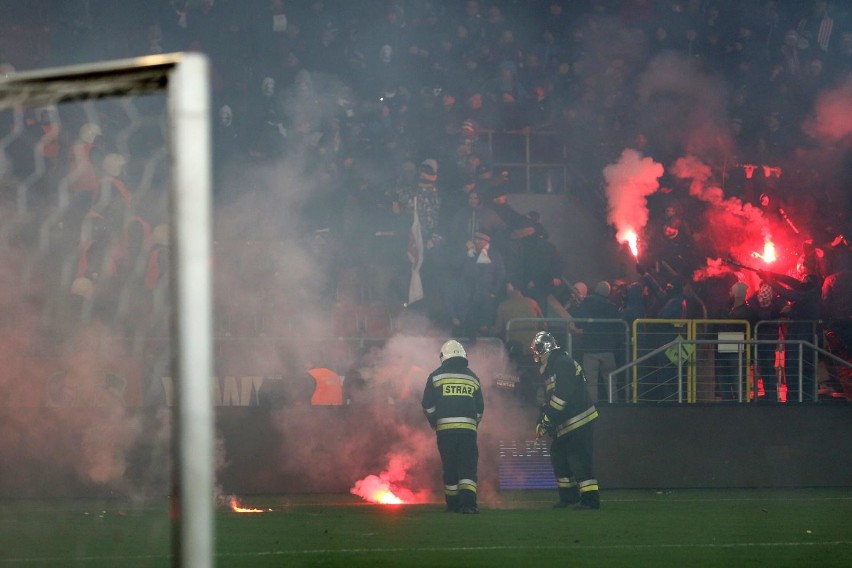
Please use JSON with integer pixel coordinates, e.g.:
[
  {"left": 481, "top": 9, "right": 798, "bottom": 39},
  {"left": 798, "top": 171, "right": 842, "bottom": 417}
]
[{"left": 0, "top": 53, "right": 214, "bottom": 567}]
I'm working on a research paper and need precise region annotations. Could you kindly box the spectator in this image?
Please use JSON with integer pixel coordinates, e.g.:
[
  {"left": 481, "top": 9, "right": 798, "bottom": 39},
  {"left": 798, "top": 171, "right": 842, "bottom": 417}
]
[
  {"left": 93, "top": 153, "right": 133, "bottom": 239},
  {"left": 760, "top": 269, "right": 823, "bottom": 402},
  {"left": 747, "top": 279, "right": 787, "bottom": 403},
  {"left": 829, "top": 29, "right": 852, "bottom": 77},
  {"left": 657, "top": 276, "right": 707, "bottom": 320},
  {"left": 245, "top": 75, "right": 287, "bottom": 160},
  {"left": 479, "top": 184, "right": 535, "bottom": 286},
  {"left": 645, "top": 276, "right": 707, "bottom": 402},
  {"left": 460, "top": 91, "right": 496, "bottom": 130},
  {"left": 520, "top": 216, "right": 564, "bottom": 313},
  {"left": 619, "top": 281, "right": 647, "bottom": 328},
  {"left": 67, "top": 122, "right": 104, "bottom": 207},
  {"left": 485, "top": 60, "right": 528, "bottom": 131},
  {"left": 446, "top": 230, "right": 505, "bottom": 338},
  {"left": 490, "top": 280, "right": 545, "bottom": 362},
  {"left": 570, "top": 280, "right": 624, "bottom": 402},
  {"left": 714, "top": 282, "right": 757, "bottom": 401},
  {"left": 213, "top": 103, "right": 244, "bottom": 170},
  {"left": 448, "top": 118, "right": 492, "bottom": 190},
  {"left": 525, "top": 82, "right": 558, "bottom": 130},
  {"left": 397, "top": 158, "right": 445, "bottom": 315},
  {"left": 821, "top": 262, "right": 852, "bottom": 400},
  {"left": 653, "top": 205, "right": 697, "bottom": 278},
  {"left": 445, "top": 188, "right": 485, "bottom": 252}
]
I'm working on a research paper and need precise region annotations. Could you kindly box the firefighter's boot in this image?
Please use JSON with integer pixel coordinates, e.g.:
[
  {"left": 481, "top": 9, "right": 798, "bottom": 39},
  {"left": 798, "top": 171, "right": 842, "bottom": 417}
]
[
  {"left": 553, "top": 486, "right": 579, "bottom": 508},
  {"left": 445, "top": 494, "right": 460, "bottom": 513},
  {"left": 575, "top": 490, "right": 600, "bottom": 510}
]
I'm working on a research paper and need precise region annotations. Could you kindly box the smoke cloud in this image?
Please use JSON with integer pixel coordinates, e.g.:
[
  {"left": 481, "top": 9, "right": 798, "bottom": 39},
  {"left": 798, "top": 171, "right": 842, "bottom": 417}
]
[
  {"left": 804, "top": 77, "right": 852, "bottom": 144},
  {"left": 635, "top": 52, "right": 732, "bottom": 164},
  {"left": 603, "top": 148, "right": 664, "bottom": 247},
  {"left": 669, "top": 155, "right": 781, "bottom": 282},
  {"left": 263, "top": 332, "right": 534, "bottom": 505}
]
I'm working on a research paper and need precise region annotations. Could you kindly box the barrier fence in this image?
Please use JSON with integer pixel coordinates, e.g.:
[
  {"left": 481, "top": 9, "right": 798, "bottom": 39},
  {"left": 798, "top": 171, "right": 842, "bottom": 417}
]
[{"left": 499, "top": 317, "right": 849, "bottom": 405}]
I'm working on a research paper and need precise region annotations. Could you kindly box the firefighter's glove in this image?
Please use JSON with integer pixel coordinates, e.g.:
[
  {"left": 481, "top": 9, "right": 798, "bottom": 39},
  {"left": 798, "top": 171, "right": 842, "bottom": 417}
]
[{"left": 535, "top": 413, "right": 553, "bottom": 439}]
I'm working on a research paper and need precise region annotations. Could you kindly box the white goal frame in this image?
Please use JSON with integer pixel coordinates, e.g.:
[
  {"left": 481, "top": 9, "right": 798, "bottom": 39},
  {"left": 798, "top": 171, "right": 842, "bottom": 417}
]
[{"left": 0, "top": 53, "right": 214, "bottom": 567}]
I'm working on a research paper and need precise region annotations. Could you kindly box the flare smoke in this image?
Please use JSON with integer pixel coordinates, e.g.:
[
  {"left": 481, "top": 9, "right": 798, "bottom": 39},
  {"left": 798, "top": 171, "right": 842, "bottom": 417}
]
[{"left": 603, "top": 148, "right": 664, "bottom": 246}]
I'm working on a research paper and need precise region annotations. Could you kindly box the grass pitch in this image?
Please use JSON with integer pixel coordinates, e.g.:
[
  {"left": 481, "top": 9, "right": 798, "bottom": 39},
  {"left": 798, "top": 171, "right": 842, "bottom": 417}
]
[{"left": 1, "top": 489, "right": 850, "bottom": 567}]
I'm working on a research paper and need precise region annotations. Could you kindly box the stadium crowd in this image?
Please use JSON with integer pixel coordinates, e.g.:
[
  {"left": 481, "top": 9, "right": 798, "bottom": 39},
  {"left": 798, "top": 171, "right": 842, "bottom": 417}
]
[{"left": 1, "top": 0, "right": 850, "bottom": 402}]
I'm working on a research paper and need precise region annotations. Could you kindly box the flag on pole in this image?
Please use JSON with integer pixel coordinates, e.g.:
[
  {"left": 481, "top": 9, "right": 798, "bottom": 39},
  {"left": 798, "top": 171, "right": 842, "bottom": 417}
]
[{"left": 407, "top": 197, "right": 424, "bottom": 305}]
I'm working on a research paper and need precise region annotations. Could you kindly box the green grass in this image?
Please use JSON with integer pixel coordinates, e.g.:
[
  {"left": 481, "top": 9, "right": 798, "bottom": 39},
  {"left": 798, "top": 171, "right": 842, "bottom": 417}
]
[{"left": 1, "top": 489, "right": 851, "bottom": 567}]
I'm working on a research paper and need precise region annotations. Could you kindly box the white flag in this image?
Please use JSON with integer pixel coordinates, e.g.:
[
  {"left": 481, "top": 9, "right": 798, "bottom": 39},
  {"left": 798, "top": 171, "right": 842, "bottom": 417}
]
[{"left": 407, "top": 197, "right": 424, "bottom": 305}]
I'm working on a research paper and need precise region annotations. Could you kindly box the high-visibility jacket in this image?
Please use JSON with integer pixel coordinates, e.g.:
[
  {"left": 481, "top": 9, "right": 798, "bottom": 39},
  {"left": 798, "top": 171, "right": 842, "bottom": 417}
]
[
  {"left": 309, "top": 367, "right": 344, "bottom": 406},
  {"left": 541, "top": 349, "right": 597, "bottom": 439},
  {"left": 422, "top": 357, "right": 484, "bottom": 432}
]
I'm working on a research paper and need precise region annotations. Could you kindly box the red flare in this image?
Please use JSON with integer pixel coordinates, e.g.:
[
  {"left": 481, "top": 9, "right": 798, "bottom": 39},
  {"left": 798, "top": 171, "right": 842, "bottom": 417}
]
[
  {"left": 626, "top": 231, "right": 639, "bottom": 258},
  {"left": 616, "top": 228, "right": 639, "bottom": 258},
  {"left": 351, "top": 474, "right": 406, "bottom": 505},
  {"left": 751, "top": 239, "right": 777, "bottom": 264}
]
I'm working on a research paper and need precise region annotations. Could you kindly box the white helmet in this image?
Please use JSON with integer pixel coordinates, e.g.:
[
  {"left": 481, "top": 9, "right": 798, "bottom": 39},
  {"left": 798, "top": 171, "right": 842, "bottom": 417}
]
[{"left": 440, "top": 340, "right": 467, "bottom": 362}]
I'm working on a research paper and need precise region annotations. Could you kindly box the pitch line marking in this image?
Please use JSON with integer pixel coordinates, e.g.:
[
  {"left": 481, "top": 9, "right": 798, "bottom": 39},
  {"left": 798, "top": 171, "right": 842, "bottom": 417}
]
[
  {"left": 2, "top": 541, "right": 850, "bottom": 563},
  {"left": 218, "top": 541, "right": 852, "bottom": 557}
]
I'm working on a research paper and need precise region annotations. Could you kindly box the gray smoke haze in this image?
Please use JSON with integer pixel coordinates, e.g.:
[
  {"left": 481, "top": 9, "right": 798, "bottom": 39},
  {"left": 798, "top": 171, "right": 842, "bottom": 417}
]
[
  {"left": 204, "top": 71, "right": 536, "bottom": 505},
  {"left": 0, "top": 64, "right": 537, "bottom": 506},
  {"left": 804, "top": 77, "right": 852, "bottom": 144},
  {"left": 635, "top": 52, "right": 731, "bottom": 163}
]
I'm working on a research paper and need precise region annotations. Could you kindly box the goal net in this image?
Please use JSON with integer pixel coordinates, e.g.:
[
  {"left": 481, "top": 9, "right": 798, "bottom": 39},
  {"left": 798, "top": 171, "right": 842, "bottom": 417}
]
[{"left": 0, "top": 53, "right": 213, "bottom": 566}]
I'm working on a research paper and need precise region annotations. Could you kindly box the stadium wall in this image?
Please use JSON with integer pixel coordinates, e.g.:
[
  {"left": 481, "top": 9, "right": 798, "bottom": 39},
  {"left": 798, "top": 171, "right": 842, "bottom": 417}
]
[
  {"left": 1, "top": 405, "right": 850, "bottom": 498},
  {"left": 213, "top": 405, "right": 852, "bottom": 494}
]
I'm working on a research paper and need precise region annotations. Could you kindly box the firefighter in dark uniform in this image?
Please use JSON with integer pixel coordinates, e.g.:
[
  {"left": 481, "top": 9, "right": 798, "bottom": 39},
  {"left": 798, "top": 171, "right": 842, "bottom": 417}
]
[
  {"left": 532, "top": 331, "right": 601, "bottom": 509},
  {"left": 422, "top": 340, "right": 485, "bottom": 514}
]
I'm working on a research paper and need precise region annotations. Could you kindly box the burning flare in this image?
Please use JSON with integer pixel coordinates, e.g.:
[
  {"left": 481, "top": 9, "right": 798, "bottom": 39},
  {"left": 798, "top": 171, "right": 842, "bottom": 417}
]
[
  {"left": 351, "top": 474, "right": 405, "bottom": 505},
  {"left": 615, "top": 228, "right": 639, "bottom": 259},
  {"left": 351, "top": 452, "right": 432, "bottom": 506},
  {"left": 624, "top": 230, "right": 639, "bottom": 258},
  {"left": 229, "top": 496, "right": 264, "bottom": 513},
  {"left": 751, "top": 239, "right": 777, "bottom": 264}
]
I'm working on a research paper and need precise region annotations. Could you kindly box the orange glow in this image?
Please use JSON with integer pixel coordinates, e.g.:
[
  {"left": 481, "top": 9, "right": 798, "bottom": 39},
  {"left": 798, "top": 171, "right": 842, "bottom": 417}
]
[
  {"left": 229, "top": 497, "right": 265, "bottom": 513},
  {"left": 751, "top": 239, "right": 777, "bottom": 263}
]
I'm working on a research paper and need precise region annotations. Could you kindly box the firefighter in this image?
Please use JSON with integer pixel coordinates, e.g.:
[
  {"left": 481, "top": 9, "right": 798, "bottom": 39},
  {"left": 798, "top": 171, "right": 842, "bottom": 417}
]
[
  {"left": 422, "top": 340, "right": 485, "bottom": 514},
  {"left": 531, "top": 331, "right": 601, "bottom": 509}
]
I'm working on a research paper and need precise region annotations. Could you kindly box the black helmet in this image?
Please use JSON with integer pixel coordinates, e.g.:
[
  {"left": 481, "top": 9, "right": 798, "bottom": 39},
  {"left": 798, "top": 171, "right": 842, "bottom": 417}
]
[{"left": 531, "top": 331, "right": 558, "bottom": 363}]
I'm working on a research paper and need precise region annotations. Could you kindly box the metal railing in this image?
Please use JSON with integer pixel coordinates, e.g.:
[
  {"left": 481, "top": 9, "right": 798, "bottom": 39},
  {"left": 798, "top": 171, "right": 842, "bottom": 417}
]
[
  {"left": 210, "top": 312, "right": 849, "bottom": 405},
  {"left": 608, "top": 338, "right": 851, "bottom": 404},
  {"left": 481, "top": 128, "right": 568, "bottom": 194}
]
